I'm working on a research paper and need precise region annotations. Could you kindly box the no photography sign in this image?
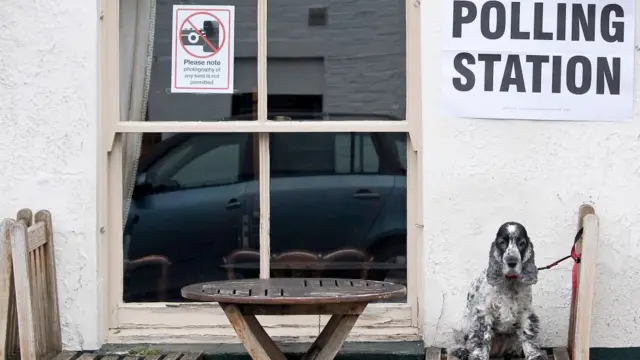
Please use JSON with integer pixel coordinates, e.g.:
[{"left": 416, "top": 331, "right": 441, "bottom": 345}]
[{"left": 171, "top": 5, "right": 235, "bottom": 94}]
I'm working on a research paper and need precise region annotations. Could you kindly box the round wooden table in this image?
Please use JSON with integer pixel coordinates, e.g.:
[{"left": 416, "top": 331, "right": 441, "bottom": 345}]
[{"left": 182, "top": 278, "right": 406, "bottom": 360}]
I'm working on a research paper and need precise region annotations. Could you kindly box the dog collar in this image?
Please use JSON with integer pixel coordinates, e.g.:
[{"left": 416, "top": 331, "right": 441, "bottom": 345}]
[{"left": 505, "top": 275, "right": 518, "bottom": 279}]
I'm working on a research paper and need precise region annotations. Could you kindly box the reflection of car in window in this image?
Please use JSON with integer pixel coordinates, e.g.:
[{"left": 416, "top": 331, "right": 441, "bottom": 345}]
[{"left": 124, "top": 113, "right": 407, "bottom": 302}]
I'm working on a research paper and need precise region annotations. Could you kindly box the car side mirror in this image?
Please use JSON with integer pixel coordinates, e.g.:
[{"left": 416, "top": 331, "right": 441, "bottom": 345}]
[
  {"left": 135, "top": 173, "right": 147, "bottom": 186},
  {"left": 132, "top": 173, "right": 154, "bottom": 198}
]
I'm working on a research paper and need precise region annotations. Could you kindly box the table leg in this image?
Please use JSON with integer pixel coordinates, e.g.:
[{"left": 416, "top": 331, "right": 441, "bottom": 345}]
[
  {"left": 220, "top": 303, "right": 287, "bottom": 360},
  {"left": 302, "top": 303, "right": 367, "bottom": 360}
]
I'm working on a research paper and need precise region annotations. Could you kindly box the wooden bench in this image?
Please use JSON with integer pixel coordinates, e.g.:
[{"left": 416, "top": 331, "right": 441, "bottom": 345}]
[{"left": 426, "top": 204, "right": 600, "bottom": 360}]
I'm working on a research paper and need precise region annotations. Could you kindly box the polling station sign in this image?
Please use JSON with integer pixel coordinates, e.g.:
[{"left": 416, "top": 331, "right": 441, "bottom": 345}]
[
  {"left": 171, "top": 5, "right": 235, "bottom": 94},
  {"left": 442, "top": 0, "right": 635, "bottom": 122}
]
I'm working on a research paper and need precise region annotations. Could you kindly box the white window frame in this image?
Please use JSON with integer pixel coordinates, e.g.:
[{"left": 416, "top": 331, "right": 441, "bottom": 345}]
[{"left": 98, "top": 0, "right": 423, "bottom": 344}]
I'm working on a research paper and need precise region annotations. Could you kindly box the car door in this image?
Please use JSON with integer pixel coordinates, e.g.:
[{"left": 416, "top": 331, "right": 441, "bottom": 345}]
[
  {"left": 125, "top": 133, "right": 252, "bottom": 300},
  {"left": 244, "top": 132, "right": 395, "bottom": 255}
]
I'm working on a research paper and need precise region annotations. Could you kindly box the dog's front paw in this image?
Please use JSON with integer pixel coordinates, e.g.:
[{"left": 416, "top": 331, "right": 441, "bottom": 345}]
[
  {"left": 469, "top": 355, "right": 488, "bottom": 360},
  {"left": 526, "top": 352, "right": 548, "bottom": 360},
  {"left": 447, "top": 347, "right": 468, "bottom": 360},
  {"left": 469, "top": 350, "right": 490, "bottom": 360}
]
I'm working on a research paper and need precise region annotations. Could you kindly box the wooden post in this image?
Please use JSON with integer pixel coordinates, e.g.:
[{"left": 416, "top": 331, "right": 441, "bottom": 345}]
[
  {"left": 568, "top": 205, "right": 595, "bottom": 355},
  {"left": 571, "top": 205, "right": 599, "bottom": 360}
]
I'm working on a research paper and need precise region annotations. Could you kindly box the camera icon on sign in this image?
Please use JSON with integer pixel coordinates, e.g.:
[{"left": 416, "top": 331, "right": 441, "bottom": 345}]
[{"left": 180, "top": 20, "right": 220, "bottom": 52}]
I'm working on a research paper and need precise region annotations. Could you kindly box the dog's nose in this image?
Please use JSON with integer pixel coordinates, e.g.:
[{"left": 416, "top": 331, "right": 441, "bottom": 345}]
[{"left": 506, "top": 257, "right": 518, "bottom": 268}]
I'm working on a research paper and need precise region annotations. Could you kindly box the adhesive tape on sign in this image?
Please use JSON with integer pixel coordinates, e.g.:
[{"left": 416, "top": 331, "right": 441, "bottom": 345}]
[{"left": 188, "top": 32, "right": 199, "bottom": 44}]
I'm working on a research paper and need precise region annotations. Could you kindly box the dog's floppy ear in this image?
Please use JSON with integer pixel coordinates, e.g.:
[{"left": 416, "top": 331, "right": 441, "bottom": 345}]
[
  {"left": 486, "top": 242, "right": 503, "bottom": 286},
  {"left": 520, "top": 240, "right": 538, "bottom": 285}
]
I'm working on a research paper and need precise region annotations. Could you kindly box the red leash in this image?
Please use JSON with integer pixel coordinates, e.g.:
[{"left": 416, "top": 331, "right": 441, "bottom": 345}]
[
  {"left": 537, "top": 229, "right": 583, "bottom": 304},
  {"left": 537, "top": 228, "right": 583, "bottom": 272},
  {"left": 537, "top": 227, "right": 583, "bottom": 272},
  {"left": 568, "top": 228, "right": 583, "bottom": 313}
]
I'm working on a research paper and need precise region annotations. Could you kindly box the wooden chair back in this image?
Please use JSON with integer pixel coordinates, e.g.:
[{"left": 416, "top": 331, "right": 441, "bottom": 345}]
[
  {"left": 124, "top": 255, "right": 172, "bottom": 301},
  {"left": 0, "top": 219, "right": 20, "bottom": 359},
  {"left": 224, "top": 249, "right": 261, "bottom": 279},
  {"left": 10, "top": 209, "right": 62, "bottom": 360},
  {"left": 123, "top": 214, "right": 173, "bottom": 301},
  {"left": 271, "top": 250, "right": 320, "bottom": 278},
  {"left": 321, "top": 248, "right": 373, "bottom": 279}
]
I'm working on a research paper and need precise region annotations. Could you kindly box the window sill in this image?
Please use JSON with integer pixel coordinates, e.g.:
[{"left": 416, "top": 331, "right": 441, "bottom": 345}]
[
  {"left": 107, "top": 325, "right": 421, "bottom": 344},
  {"left": 100, "top": 339, "right": 425, "bottom": 360}
]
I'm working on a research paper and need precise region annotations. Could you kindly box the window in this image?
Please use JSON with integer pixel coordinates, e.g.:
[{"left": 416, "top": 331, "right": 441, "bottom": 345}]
[{"left": 101, "top": 0, "right": 421, "bottom": 343}]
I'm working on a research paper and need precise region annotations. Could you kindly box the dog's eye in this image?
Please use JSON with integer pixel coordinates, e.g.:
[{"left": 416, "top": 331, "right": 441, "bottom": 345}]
[
  {"left": 497, "top": 238, "right": 508, "bottom": 247},
  {"left": 517, "top": 239, "right": 527, "bottom": 248}
]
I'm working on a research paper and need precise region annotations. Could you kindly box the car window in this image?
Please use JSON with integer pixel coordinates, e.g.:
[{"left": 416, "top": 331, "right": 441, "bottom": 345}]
[
  {"left": 335, "top": 133, "right": 379, "bottom": 174},
  {"left": 146, "top": 133, "right": 249, "bottom": 188},
  {"left": 393, "top": 134, "right": 407, "bottom": 170},
  {"left": 271, "top": 133, "right": 383, "bottom": 177},
  {"left": 271, "top": 134, "right": 335, "bottom": 176},
  {"left": 148, "top": 143, "right": 192, "bottom": 180},
  {"left": 171, "top": 143, "right": 241, "bottom": 186}
]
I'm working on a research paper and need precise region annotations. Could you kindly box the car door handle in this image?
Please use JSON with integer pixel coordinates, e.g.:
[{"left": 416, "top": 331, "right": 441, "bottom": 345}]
[
  {"left": 225, "top": 199, "right": 241, "bottom": 210},
  {"left": 353, "top": 189, "right": 380, "bottom": 199}
]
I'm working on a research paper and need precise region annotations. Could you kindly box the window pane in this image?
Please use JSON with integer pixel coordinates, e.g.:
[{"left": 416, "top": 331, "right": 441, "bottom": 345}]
[
  {"left": 268, "top": 132, "right": 407, "bottom": 303},
  {"left": 139, "top": 0, "right": 258, "bottom": 121},
  {"left": 266, "top": 0, "right": 406, "bottom": 121},
  {"left": 391, "top": 133, "right": 408, "bottom": 170},
  {"left": 123, "top": 132, "right": 259, "bottom": 303}
]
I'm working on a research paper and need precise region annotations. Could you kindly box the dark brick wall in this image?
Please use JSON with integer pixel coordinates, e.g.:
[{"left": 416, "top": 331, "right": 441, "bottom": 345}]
[{"left": 148, "top": 0, "right": 406, "bottom": 120}]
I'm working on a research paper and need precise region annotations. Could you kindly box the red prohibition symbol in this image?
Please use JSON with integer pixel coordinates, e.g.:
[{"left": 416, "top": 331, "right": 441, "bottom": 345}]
[{"left": 179, "top": 11, "right": 227, "bottom": 59}]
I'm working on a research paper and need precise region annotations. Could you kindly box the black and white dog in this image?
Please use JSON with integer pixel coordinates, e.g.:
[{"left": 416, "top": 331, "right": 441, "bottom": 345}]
[{"left": 448, "top": 222, "right": 548, "bottom": 360}]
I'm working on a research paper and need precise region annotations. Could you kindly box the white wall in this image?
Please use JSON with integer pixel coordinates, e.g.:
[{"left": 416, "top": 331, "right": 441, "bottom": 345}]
[
  {"left": 0, "top": 1, "right": 99, "bottom": 350},
  {"left": 421, "top": 1, "right": 640, "bottom": 349}
]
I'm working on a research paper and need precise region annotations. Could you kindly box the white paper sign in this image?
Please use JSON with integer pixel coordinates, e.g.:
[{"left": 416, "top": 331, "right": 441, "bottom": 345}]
[
  {"left": 171, "top": 5, "right": 235, "bottom": 94},
  {"left": 442, "top": 0, "right": 635, "bottom": 121}
]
